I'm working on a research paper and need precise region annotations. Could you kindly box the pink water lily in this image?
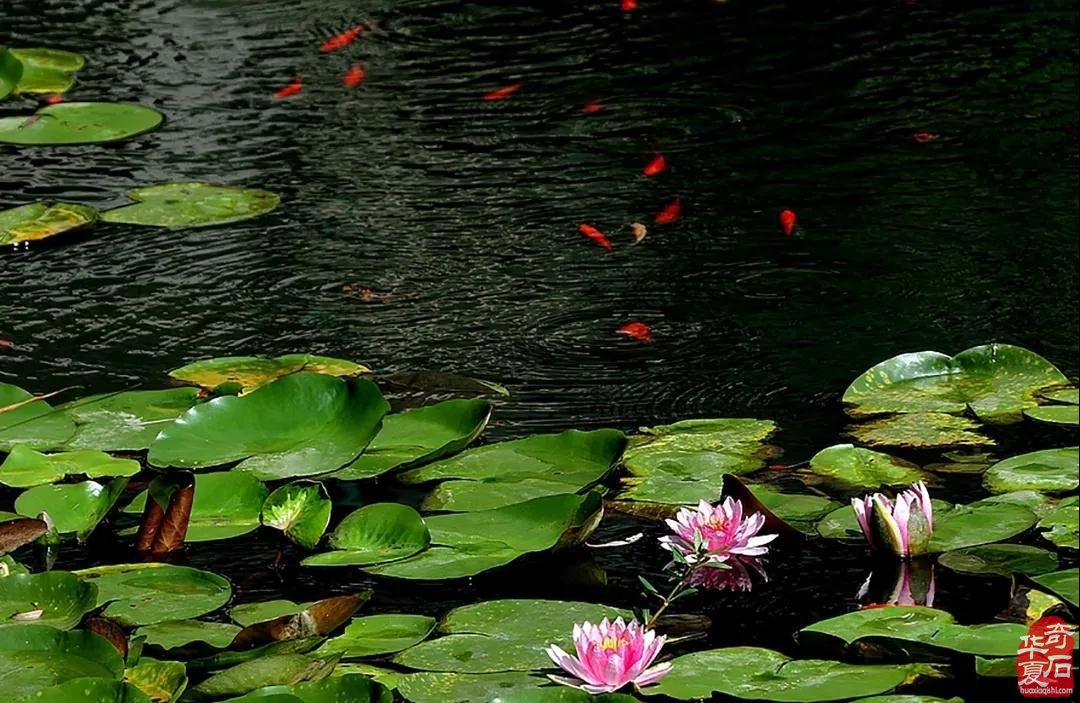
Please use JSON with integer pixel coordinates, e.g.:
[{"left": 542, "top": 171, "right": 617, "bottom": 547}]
[
  {"left": 659, "top": 497, "right": 778, "bottom": 565},
  {"left": 544, "top": 617, "right": 671, "bottom": 693},
  {"left": 852, "top": 481, "right": 933, "bottom": 558}
]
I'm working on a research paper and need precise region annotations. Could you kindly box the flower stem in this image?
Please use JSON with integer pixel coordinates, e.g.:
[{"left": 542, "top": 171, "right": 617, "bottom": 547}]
[{"left": 644, "top": 564, "right": 702, "bottom": 630}]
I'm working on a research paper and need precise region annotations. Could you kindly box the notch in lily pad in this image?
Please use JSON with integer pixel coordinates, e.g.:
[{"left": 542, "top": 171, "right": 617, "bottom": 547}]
[
  {"left": 0, "top": 102, "right": 164, "bottom": 145},
  {"left": 101, "top": 182, "right": 281, "bottom": 229}
]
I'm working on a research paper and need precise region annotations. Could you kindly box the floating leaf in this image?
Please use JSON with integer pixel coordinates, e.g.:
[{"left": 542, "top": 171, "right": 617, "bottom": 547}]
[
  {"left": 230, "top": 594, "right": 365, "bottom": 650},
  {"left": 5, "top": 48, "right": 85, "bottom": 94},
  {"left": 219, "top": 673, "right": 391, "bottom": 703},
  {"left": 0, "top": 47, "right": 22, "bottom": 99},
  {"left": 847, "top": 413, "right": 994, "bottom": 450},
  {"left": 0, "top": 515, "right": 47, "bottom": 555},
  {"left": 75, "top": 563, "right": 231, "bottom": 626},
  {"left": 15, "top": 478, "right": 128, "bottom": 541},
  {"left": 983, "top": 447, "right": 1079, "bottom": 494},
  {"left": 331, "top": 399, "right": 492, "bottom": 480},
  {"left": 0, "top": 382, "right": 76, "bottom": 451},
  {"left": 61, "top": 388, "right": 201, "bottom": 451},
  {"left": 1030, "top": 569, "right": 1079, "bottom": 608},
  {"left": 260, "top": 482, "right": 332, "bottom": 549},
  {"left": 392, "top": 671, "right": 548, "bottom": 703},
  {"left": 302, "top": 503, "right": 429, "bottom": 567},
  {"left": 1024, "top": 405, "right": 1080, "bottom": 425},
  {"left": 394, "top": 599, "right": 629, "bottom": 673},
  {"left": 0, "top": 202, "right": 98, "bottom": 246},
  {"left": 101, "top": 182, "right": 281, "bottom": 229},
  {"left": 807, "top": 444, "right": 925, "bottom": 490},
  {"left": 650, "top": 646, "right": 937, "bottom": 701},
  {"left": 168, "top": 354, "right": 367, "bottom": 394},
  {"left": 316, "top": 613, "right": 436, "bottom": 658},
  {"left": 748, "top": 485, "right": 840, "bottom": 534},
  {"left": 125, "top": 657, "right": 188, "bottom": 702},
  {"left": 0, "top": 624, "right": 126, "bottom": 699},
  {"left": 125, "top": 472, "right": 268, "bottom": 542},
  {"left": 0, "top": 446, "right": 138, "bottom": 488},
  {"left": 0, "top": 571, "right": 97, "bottom": 630},
  {"left": 843, "top": 344, "right": 1067, "bottom": 423},
  {"left": 231, "top": 600, "right": 313, "bottom": 628},
  {"left": 192, "top": 653, "right": 339, "bottom": 698},
  {"left": 148, "top": 374, "right": 388, "bottom": 480},
  {"left": 1037, "top": 497, "right": 1078, "bottom": 549},
  {"left": 34, "top": 677, "right": 151, "bottom": 702},
  {"left": 937, "top": 544, "right": 1059, "bottom": 577},
  {"left": 0, "top": 102, "right": 164, "bottom": 145},
  {"left": 136, "top": 620, "right": 241, "bottom": 650},
  {"left": 489, "top": 690, "right": 641, "bottom": 703}
]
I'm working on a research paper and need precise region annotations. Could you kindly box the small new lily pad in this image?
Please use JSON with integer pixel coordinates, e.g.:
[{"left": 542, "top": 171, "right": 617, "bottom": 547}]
[
  {"left": 75, "top": 563, "right": 231, "bottom": 626},
  {"left": 101, "top": 182, "right": 281, "bottom": 229},
  {"left": 807, "top": 444, "right": 925, "bottom": 490},
  {"left": 5, "top": 48, "right": 85, "bottom": 94},
  {"left": 983, "top": 447, "right": 1079, "bottom": 494},
  {"left": 847, "top": 413, "right": 993, "bottom": 450},
  {"left": 0, "top": 571, "right": 97, "bottom": 630},
  {"left": 60, "top": 388, "right": 201, "bottom": 451},
  {"left": 15, "top": 478, "right": 128, "bottom": 541},
  {"left": 0, "top": 202, "right": 99, "bottom": 246},
  {"left": 301, "top": 503, "right": 429, "bottom": 567},
  {"left": 0, "top": 102, "right": 164, "bottom": 145},
  {"left": 124, "top": 472, "right": 269, "bottom": 542},
  {"left": 316, "top": 613, "right": 436, "bottom": 658},
  {"left": 261, "top": 482, "right": 332, "bottom": 549},
  {"left": 0, "top": 446, "right": 139, "bottom": 488}
]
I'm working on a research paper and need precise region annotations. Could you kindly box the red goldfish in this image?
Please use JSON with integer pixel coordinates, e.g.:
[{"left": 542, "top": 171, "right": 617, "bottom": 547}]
[
  {"left": 621, "top": 0, "right": 638, "bottom": 11},
  {"left": 779, "top": 209, "right": 796, "bottom": 237},
  {"left": 643, "top": 152, "right": 666, "bottom": 176},
  {"left": 578, "top": 224, "right": 614, "bottom": 252},
  {"left": 582, "top": 100, "right": 604, "bottom": 114},
  {"left": 654, "top": 196, "right": 681, "bottom": 225},
  {"left": 616, "top": 322, "right": 653, "bottom": 342},
  {"left": 320, "top": 26, "right": 364, "bottom": 53},
  {"left": 273, "top": 79, "right": 303, "bottom": 99},
  {"left": 912, "top": 132, "right": 938, "bottom": 143},
  {"left": 483, "top": 83, "right": 521, "bottom": 101},
  {"left": 342, "top": 65, "right": 366, "bottom": 87}
]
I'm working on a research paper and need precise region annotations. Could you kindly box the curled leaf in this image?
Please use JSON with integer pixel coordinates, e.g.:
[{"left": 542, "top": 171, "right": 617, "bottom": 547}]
[
  {"left": 0, "top": 517, "right": 47, "bottom": 555},
  {"left": 230, "top": 593, "right": 368, "bottom": 650}
]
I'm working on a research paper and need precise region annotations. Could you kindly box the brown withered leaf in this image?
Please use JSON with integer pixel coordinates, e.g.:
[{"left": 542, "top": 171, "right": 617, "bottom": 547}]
[
  {"left": 229, "top": 593, "right": 368, "bottom": 651},
  {"left": 84, "top": 616, "right": 129, "bottom": 658},
  {"left": 135, "top": 474, "right": 194, "bottom": 555},
  {"left": 134, "top": 497, "right": 166, "bottom": 553},
  {"left": 0, "top": 517, "right": 48, "bottom": 555}
]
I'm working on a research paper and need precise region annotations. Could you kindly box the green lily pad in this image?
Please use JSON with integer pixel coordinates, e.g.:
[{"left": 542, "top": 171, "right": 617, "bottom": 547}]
[
  {"left": 807, "top": 444, "right": 925, "bottom": 490},
  {"left": 843, "top": 344, "right": 1067, "bottom": 424},
  {"left": 0, "top": 102, "right": 164, "bottom": 145},
  {"left": 1041, "top": 387, "right": 1080, "bottom": 404},
  {"left": 490, "top": 690, "right": 641, "bottom": 703},
  {"left": 0, "top": 571, "right": 97, "bottom": 630},
  {"left": 973, "top": 656, "right": 1015, "bottom": 678},
  {"left": 937, "top": 544, "right": 1059, "bottom": 577},
  {"left": 0, "top": 446, "right": 139, "bottom": 488},
  {"left": 101, "top": 182, "right": 281, "bottom": 229},
  {"left": 15, "top": 478, "right": 128, "bottom": 541},
  {"left": 75, "top": 563, "right": 231, "bottom": 626},
  {"left": 401, "top": 429, "right": 625, "bottom": 512},
  {"left": 125, "top": 657, "right": 187, "bottom": 702},
  {"left": 853, "top": 698, "right": 962, "bottom": 702},
  {"left": 124, "top": 471, "right": 269, "bottom": 542},
  {"left": 1037, "top": 497, "right": 1078, "bottom": 549},
  {"left": 0, "top": 624, "right": 126, "bottom": 699},
  {"left": 230, "top": 600, "right": 313, "bottom": 628},
  {"left": 331, "top": 399, "right": 492, "bottom": 480},
  {"left": 983, "top": 447, "right": 1079, "bottom": 494},
  {"left": 749, "top": 486, "right": 840, "bottom": 532},
  {"left": 192, "top": 653, "right": 340, "bottom": 698},
  {"left": 0, "top": 382, "right": 77, "bottom": 451},
  {"left": 615, "top": 418, "right": 777, "bottom": 505},
  {"left": 148, "top": 373, "right": 388, "bottom": 480},
  {"left": 364, "top": 492, "right": 602, "bottom": 580},
  {"left": 800, "top": 606, "right": 1028, "bottom": 657},
  {"left": 1, "top": 555, "right": 30, "bottom": 575},
  {"left": 168, "top": 355, "right": 369, "bottom": 394},
  {"left": 394, "top": 599, "right": 630, "bottom": 673},
  {"left": 220, "top": 674, "right": 391, "bottom": 702},
  {"left": 0, "top": 47, "right": 22, "bottom": 99},
  {"left": 847, "top": 413, "right": 994, "bottom": 450},
  {"left": 5, "top": 48, "right": 85, "bottom": 94},
  {"left": 394, "top": 671, "right": 548, "bottom": 703},
  {"left": 316, "top": 614, "right": 436, "bottom": 658},
  {"left": 60, "top": 388, "right": 201, "bottom": 451},
  {"left": 1030, "top": 569, "right": 1079, "bottom": 608},
  {"left": 136, "top": 619, "right": 242, "bottom": 650},
  {"left": 649, "top": 646, "right": 937, "bottom": 701},
  {"left": 261, "top": 482, "right": 332, "bottom": 549},
  {"left": 302, "top": 503, "right": 429, "bottom": 567},
  {"left": 34, "top": 677, "right": 152, "bottom": 702},
  {"left": 0, "top": 202, "right": 99, "bottom": 246},
  {"left": 1024, "top": 405, "right": 1080, "bottom": 425}
]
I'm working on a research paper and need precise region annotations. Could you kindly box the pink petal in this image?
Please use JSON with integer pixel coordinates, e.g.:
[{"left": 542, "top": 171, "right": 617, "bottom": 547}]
[{"left": 634, "top": 661, "right": 673, "bottom": 688}]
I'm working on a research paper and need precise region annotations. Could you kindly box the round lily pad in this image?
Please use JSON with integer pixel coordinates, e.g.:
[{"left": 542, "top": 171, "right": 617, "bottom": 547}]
[
  {"left": 301, "top": 503, "right": 429, "bottom": 567},
  {"left": 219, "top": 673, "right": 390, "bottom": 702},
  {"left": 983, "top": 447, "right": 1079, "bottom": 494},
  {"left": 136, "top": 619, "right": 242, "bottom": 650},
  {"left": 124, "top": 471, "right": 268, "bottom": 542},
  {"left": 0, "top": 446, "right": 139, "bottom": 488},
  {"left": 0, "top": 102, "right": 164, "bottom": 145},
  {"left": 0, "top": 382, "right": 77, "bottom": 451},
  {"left": 15, "top": 478, "right": 129, "bottom": 542},
  {"left": 4, "top": 48, "right": 85, "bottom": 95},
  {"left": 0, "top": 202, "right": 99, "bottom": 246},
  {"left": 101, "top": 182, "right": 281, "bottom": 229},
  {"left": 0, "top": 571, "right": 97, "bottom": 630},
  {"left": 937, "top": 544, "right": 1059, "bottom": 577},
  {"left": 1024, "top": 405, "right": 1080, "bottom": 425},
  {"left": 75, "top": 563, "right": 231, "bottom": 626},
  {"left": 168, "top": 355, "right": 369, "bottom": 394},
  {"left": 261, "top": 482, "right": 332, "bottom": 550},
  {"left": 34, "top": 677, "right": 152, "bottom": 702},
  {"left": 0, "top": 624, "right": 126, "bottom": 699},
  {"left": 807, "top": 444, "right": 925, "bottom": 490},
  {"left": 60, "top": 388, "right": 201, "bottom": 451},
  {"left": 847, "top": 413, "right": 993, "bottom": 449},
  {"left": 394, "top": 671, "right": 549, "bottom": 703},
  {"left": 316, "top": 613, "right": 436, "bottom": 658}
]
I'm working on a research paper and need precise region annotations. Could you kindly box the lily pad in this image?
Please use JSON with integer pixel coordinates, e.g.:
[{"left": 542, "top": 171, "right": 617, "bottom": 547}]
[
  {"left": 649, "top": 646, "right": 936, "bottom": 701},
  {"left": 34, "top": 677, "right": 152, "bottom": 702},
  {"left": 749, "top": 486, "right": 840, "bottom": 532},
  {"left": 0, "top": 382, "right": 77, "bottom": 451},
  {"left": 1024, "top": 405, "right": 1080, "bottom": 425},
  {"left": 124, "top": 471, "right": 269, "bottom": 542},
  {"left": 800, "top": 606, "right": 1029, "bottom": 657},
  {"left": 0, "top": 446, "right": 139, "bottom": 488},
  {"left": 616, "top": 418, "right": 777, "bottom": 505},
  {"left": 0, "top": 102, "right": 164, "bottom": 145},
  {"left": 400, "top": 429, "right": 625, "bottom": 512},
  {"left": 807, "top": 444, "right": 925, "bottom": 490},
  {"left": 169, "top": 355, "right": 369, "bottom": 394},
  {"left": 316, "top": 614, "right": 436, "bottom": 658},
  {"left": 1030, "top": 569, "right": 1079, "bottom": 608},
  {"left": 937, "top": 544, "right": 1059, "bottom": 577},
  {"left": 0, "top": 624, "right": 126, "bottom": 699},
  {"left": 331, "top": 399, "right": 492, "bottom": 480},
  {"left": 394, "top": 599, "right": 630, "bottom": 674},
  {"left": 192, "top": 653, "right": 339, "bottom": 698},
  {"left": 15, "top": 478, "right": 128, "bottom": 541},
  {"left": 221, "top": 674, "right": 391, "bottom": 703},
  {"left": 125, "top": 657, "right": 188, "bottom": 702},
  {"left": 0, "top": 47, "right": 22, "bottom": 99},
  {"left": 0, "top": 202, "right": 99, "bottom": 246},
  {"left": 983, "top": 447, "right": 1079, "bottom": 494},
  {"left": 0, "top": 571, "right": 97, "bottom": 630},
  {"left": 75, "top": 563, "right": 231, "bottom": 626},
  {"left": 394, "top": 671, "right": 549, "bottom": 703},
  {"left": 843, "top": 344, "right": 1067, "bottom": 424},
  {"left": 148, "top": 373, "right": 388, "bottom": 480},
  {"left": 136, "top": 619, "right": 242, "bottom": 650},
  {"left": 490, "top": 690, "right": 641, "bottom": 703},
  {"left": 101, "top": 182, "right": 281, "bottom": 229},
  {"left": 261, "top": 482, "right": 332, "bottom": 549},
  {"left": 231, "top": 600, "right": 313, "bottom": 628},
  {"left": 5, "top": 48, "right": 85, "bottom": 94},
  {"left": 1037, "top": 497, "right": 1078, "bottom": 549},
  {"left": 61, "top": 388, "right": 201, "bottom": 451},
  {"left": 302, "top": 503, "right": 429, "bottom": 567},
  {"left": 847, "top": 413, "right": 994, "bottom": 449}
]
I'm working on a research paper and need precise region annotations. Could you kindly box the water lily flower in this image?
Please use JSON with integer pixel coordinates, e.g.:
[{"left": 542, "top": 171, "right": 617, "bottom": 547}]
[
  {"left": 687, "top": 555, "right": 767, "bottom": 592},
  {"left": 659, "top": 497, "right": 778, "bottom": 565},
  {"left": 852, "top": 481, "right": 933, "bottom": 558},
  {"left": 545, "top": 617, "right": 671, "bottom": 693}
]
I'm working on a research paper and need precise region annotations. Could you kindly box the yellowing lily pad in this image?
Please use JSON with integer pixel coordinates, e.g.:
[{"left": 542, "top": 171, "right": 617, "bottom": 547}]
[
  {"left": 0, "top": 202, "right": 98, "bottom": 246},
  {"left": 101, "top": 182, "right": 280, "bottom": 229},
  {"left": 847, "top": 413, "right": 994, "bottom": 449},
  {"left": 0, "top": 102, "right": 164, "bottom": 145},
  {"left": 6, "top": 48, "right": 85, "bottom": 95},
  {"left": 168, "top": 354, "right": 368, "bottom": 394}
]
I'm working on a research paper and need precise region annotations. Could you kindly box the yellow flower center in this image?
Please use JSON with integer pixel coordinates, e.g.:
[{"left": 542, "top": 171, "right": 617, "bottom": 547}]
[{"left": 600, "top": 635, "right": 630, "bottom": 652}]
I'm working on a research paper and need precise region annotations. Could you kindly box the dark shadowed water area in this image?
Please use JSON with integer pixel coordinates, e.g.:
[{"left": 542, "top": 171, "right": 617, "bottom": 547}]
[{"left": 2, "top": 1, "right": 1078, "bottom": 700}]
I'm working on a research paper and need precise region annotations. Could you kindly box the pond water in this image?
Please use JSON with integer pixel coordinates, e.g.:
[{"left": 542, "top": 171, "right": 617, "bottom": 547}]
[{"left": 2, "top": 1, "right": 1078, "bottom": 701}]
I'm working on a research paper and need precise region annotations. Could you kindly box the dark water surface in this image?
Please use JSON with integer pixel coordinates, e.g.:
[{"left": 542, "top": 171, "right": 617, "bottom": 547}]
[{"left": 2, "top": 1, "right": 1078, "bottom": 700}]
